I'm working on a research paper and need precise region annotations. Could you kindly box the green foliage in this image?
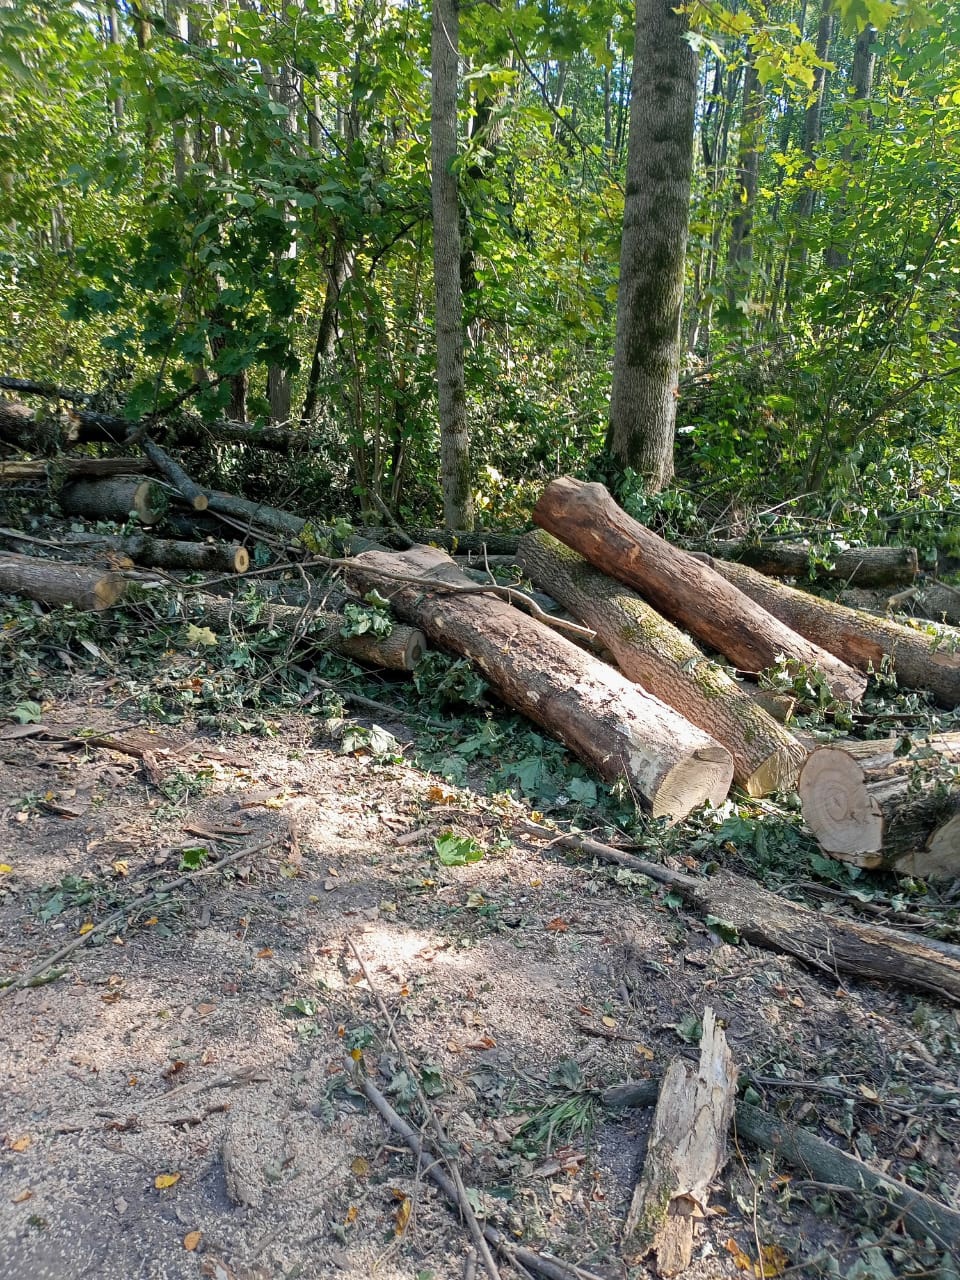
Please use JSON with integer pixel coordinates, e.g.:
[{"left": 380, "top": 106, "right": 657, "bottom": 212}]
[{"left": 434, "top": 831, "right": 485, "bottom": 866}]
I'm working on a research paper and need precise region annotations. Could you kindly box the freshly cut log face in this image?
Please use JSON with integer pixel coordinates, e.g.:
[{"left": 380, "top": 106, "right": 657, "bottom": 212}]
[
  {"left": 516, "top": 529, "right": 806, "bottom": 796},
  {"left": 60, "top": 475, "right": 165, "bottom": 526},
  {"left": 799, "top": 735, "right": 960, "bottom": 877},
  {"left": 702, "top": 555, "right": 960, "bottom": 708},
  {"left": 533, "top": 478, "right": 867, "bottom": 703},
  {"left": 348, "top": 544, "right": 734, "bottom": 819},
  {"left": 0, "top": 550, "right": 125, "bottom": 611}
]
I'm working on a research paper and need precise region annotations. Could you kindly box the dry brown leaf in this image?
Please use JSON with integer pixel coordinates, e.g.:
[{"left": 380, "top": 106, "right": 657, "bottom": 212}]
[
  {"left": 545, "top": 917, "right": 568, "bottom": 932},
  {"left": 256, "top": 948, "right": 273, "bottom": 959},
  {"left": 154, "top": 1172, "right": 181, "bottom": 1190},
  {"left": 7, "top": 1135, "right": 31, "bottom": 1153},
  {"left": 183, "top": 1231, "right": 202, "bottom": 1251},
  {"left": 345, "top": 1205, "right": 358, "bottom": 1225},
  {"left": 11, "top": 1189, "right": 33, "bottom": 1204},
  {"left": 394, "top": 1194, "right": 412, "bottom": 1236},
  {"left": 350, "top": 1156, "right": 370, "bottom": 1178}
]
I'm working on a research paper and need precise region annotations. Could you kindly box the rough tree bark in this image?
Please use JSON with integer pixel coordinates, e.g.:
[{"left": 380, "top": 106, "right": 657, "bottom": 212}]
[
  {"left": 606, "top": 0, "right": 699, "bottom": 490},
  {"left": 431, "top": 0, "right": 473, "bottom": 528},
  {"left": 0, "top": 551, "right": 125, "bottom": 611},
  {"left": 60, "top": 475, "right": 166, "bottom": 526}
]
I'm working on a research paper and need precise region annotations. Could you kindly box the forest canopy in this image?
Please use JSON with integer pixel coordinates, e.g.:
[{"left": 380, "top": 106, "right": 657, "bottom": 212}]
[{"left": 1, "top": 0, "right": 959, "bottom": 542}]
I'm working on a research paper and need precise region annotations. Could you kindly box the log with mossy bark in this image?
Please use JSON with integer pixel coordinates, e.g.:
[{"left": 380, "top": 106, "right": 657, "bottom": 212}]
[
  {"left": 188, "top": 591, "right": 427, "bottom": 671},
  {"left": 347, "top": 544, "right": 734, "bottom": 820},
  {"left": 0, "top": 550, "right": 125, "bottom": 611},
  {"left": 516, "top": 529, "right": 806, "bottom": 796},
  {"left": 60, "top": 474, "right": 166, "bottom": 526},
  {"left": 687, "top": 539, "right": 918, "bottom": 588},
  {"left": 696, "top": 554, "right": 960, "bottom": 707},
  {"left": 799, "top": 735, "right": 960, "bottom": 877},
  {"left": 533, "top": 478, "right": 867, "bottom": 704}
]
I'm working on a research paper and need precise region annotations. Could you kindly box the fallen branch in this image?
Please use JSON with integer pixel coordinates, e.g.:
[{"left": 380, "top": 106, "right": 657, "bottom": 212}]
[{"left": 141, "top": 438, "right": 209, "bottom": 510}]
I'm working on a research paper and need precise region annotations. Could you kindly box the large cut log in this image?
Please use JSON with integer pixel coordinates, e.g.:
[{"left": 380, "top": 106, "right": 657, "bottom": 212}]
[
  {"left": 60, "top": 474, "right": 165, "bottom": 526},
  {"left": 688, "top": 540, "right": 918, "bottom": 588},
  {"left": 0, "top": 550, "right": 125, "bottom": 611},
  {"left": 62, "top": 533, "right": 249, "bottom": 575},
  {"left": 697, "top": 554, "right": 960, "bottom": 708},
  {"left": 0, "top": 456, "right": 152, "bottom": 482},
  {"left": 799, "top": 735, "right": 960, "bottom": 876},
  {"left": 622, "top": 1007, "right": 736, "bottom": 1275},
  {"left": 533, "top": 479, "right": 867, "bottom": 703},
  {"left": 189, "top": 592, "right": 427, "bottom": 671},
  {"left": 348, "top": 545, "right": 734, "bottom": 819},
  {"left": 519, "top": 821, "right": 960, "bottom": 1003},
  {"left": 516, "top": 530, "right": 806, "bottom": 796}
]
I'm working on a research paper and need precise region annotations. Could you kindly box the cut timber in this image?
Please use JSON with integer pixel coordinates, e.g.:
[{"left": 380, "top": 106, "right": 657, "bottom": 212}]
[
  {"left": 0, "top": 456, "right": 151, "bottom": 482},
  {"left": 518, "top": 822, "right": 960, "bottom": 1003},
  {"left": 799, "top": 735, "right": 960, "bottom": 876},
  {"left": 63, "top": 533, "right": 249, "bottom": 575},
  {"left": 910, "top": 577, "right": 960, "bottom": 626},
  {"left": 205, "top": 489, "right": 306, "bottom": 539},
  {"left": 533, "top": 479, "right": 866, "bottom": 703},
  {"left": 516, "top": 530, "right": 806, "bottom": 796},
  {"left": 691, "top": 540, "right": 918, "bottom": 588},
  {"left": 141, "top": 439, "right": 208, "bottom": 510},
  {"left": 190, "top": 592, "right": 426, "bottom": 671},
  {"left": 699, "top": 555, "right": 960, "bottom": 708},
  {"left": 348, "top": 545, "right": 734, "bottom": 819},
  {"left": 0, "top": 550, "right": 124, "bottom": 611},
  {"left": 359, "top": 527, "right": 522, "bottom": 555},
  {"left": 60, "top": 475, "right": 165, "bottom": 526},
  {"left": 622, "top": 1007, "right": 736, "bottom": 1275}
]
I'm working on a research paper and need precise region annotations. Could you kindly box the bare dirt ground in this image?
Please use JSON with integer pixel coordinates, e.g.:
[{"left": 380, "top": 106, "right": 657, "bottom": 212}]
[{"left": 1, "top": 693, "right": 959, "bottom": 1280}]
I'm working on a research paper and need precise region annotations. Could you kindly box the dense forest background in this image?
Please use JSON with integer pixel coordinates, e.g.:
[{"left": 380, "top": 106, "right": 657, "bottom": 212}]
[{"left": 2, "top": 0, "right": 958, "bottom": 549}]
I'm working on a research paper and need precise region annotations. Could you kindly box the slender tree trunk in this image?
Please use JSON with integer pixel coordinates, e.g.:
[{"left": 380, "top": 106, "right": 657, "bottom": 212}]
[
  {"left": 824, "top": 25, "right": 878, "bottom": 269},
  {"left": 606, "top": 0, "right": 698, "bottom": 490},
  {"left": 726, "top": 53, "right": 762, "bottom": 304},
  {"left": 431, "top": 0, "right": 473, "bottom": 528},
  {"left": 788, "top": 0, "right": 834, "bottom": 297}
]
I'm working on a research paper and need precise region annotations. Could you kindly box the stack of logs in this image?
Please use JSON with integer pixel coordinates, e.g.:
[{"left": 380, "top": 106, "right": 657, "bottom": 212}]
[{"left": 2, "top": 448, "right": 959, "bottom": 875}]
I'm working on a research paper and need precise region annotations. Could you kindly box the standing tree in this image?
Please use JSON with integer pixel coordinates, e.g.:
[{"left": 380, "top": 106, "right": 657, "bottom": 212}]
[
  {"left": 431, "top": 0, "right": 474, "bottom": 529},
  {"left": 606, "top": 0, "right": 699, "bottom": 491}
]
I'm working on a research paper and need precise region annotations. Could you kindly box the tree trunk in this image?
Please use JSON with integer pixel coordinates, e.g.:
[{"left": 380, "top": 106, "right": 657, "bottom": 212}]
[
  {"left": 0, "top": 551, "right": 125, "bottom": 611},
  {"left": 688, "top": 540, "right": 918, "bottom": 588},
  {"left": 0, "top": 457, "right": 151, "bottom": 482},
  {"left": 516, "top": 529, "right": 807, "bottom": 796},
  {"left": 726, "top": 53, "right": 762, "bottom": 305},
  {"left": 189, "top": 592, "right": 426, "bottom": 672},
  {"left": 606, "top": 0, "right": 698, "bottom": 490},
  {"left": 431, "top": 0, "right": 473, "bottom": 528},
  {"left": 824, "top": 24, "right": 878, "bottom": 269},
  {"left": 696, "top": 554, "right": 960, "bottom": 708},
  {"left": 799, "top": 735, "right": 960, "bottom": 876},
  {"left": 62, "top": 533, "right": 249, "bottom": 575},
  {"left": 533, "top": 479, "right": 867, "bottom": 703},
  {"left": 348, "top": 544, "right": 734, "bottom": 819},
  {"left": 357, "top": 527, "right": 521, "bottom": 555},
  {"left": 60, "top": 476, "right": 166, "bottom": 526}
]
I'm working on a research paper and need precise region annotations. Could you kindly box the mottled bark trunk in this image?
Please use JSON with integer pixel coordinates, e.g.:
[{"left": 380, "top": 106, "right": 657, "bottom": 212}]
[
  {"left": 726, "top": 54, "right": 762, "bottom": 304},
  {"left": 606, "top": 0, "right": 698, "bottom": 491},
  {"left": 431, "top": 0, "right": 473, "bottom": 528}
]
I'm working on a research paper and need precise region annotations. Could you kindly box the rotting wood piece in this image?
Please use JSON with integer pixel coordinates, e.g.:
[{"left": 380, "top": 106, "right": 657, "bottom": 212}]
[
  {"left": 533, "top": 479, "right": 866, "bottom": 703},
  {"left": 0, "top": 549, "right": 125, "bottom": 611},
  {"left": 698, "top": 554, "right": 960, "bottom": 708},
  {"left": 517, "top": 821, "right": 960, "bottom": 1003},
  {"left": 190, "top": 591, "right": 427, "bottom": 671},
  {"left": 349, "top": 544, "right": 734, "bottom": 820},
  {"left": 516, "top": 529, "right": 806, "bottom": 796},
  {"left": 622, "top": 1007, "right": 736, "bottom": 1275},
  {"left": 60, "top": 474, "right": 165, "bottom": 526},
  {"left": 687, "top": 540, "right": 918, "bottom": 588},
  {"left": 799, "top": 734, "right": 960, "bottom": 876}
]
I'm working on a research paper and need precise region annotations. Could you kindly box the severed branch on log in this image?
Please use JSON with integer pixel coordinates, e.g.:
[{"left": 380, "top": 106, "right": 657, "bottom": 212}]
[
  {"left": 799, "top": 735, "right": 960, "bottom": 876},
  {"left": 517, "top": 821, "right": 960, "bottom": 1003},
  {"left": 0, "top": 549, "right": 126, "bottom": 611},
  {"left": 516, "top": 529, "right": 807, "bottom": 797},
  {"left": 533, "top": 479, "right": 867, "bottom": 704},
  {"left": 684, "top": 540, "right": 918, "bottom": 589},
  {"left": 140, "top": 438, "right": 209, "bottom": 510},
  {"left": 622, "top": 1007, "right": 737, "bottom": 1275},
  {"left": 348, "top": 544, "right": 735, "bottom": 819},
  {"left": 696, "top": 554, "right": 960, "bottom": 707}
]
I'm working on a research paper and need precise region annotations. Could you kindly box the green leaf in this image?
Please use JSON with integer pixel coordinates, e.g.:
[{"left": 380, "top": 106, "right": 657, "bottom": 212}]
[{"left": 434, "top": 832, "right": 484, "bottom": 866}]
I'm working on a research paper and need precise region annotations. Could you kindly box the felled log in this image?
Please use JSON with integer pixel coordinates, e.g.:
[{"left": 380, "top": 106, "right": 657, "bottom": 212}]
[
  {"left": 349, "top": 545, "right": 734, "bottom": 818},
  {"left": 799, "top": 735, "right": 960, "bottom": 876},
  {"left": 62, "top": 533, "right": 249, "bottom": 575},
  {"left": 60, "top": 474, "right": 165, "bottom": 526},
  {"left": 516, "top": 530, "right": 806, "bottom": 796},
  {"left": 359, "top": 527, "right": 522, "bottom": 556},
  {"left": 141, "top": 439, "right": 208, "bottom": 510},
  {"left": 0, "top": 456, "right": 153, "bottom": 482},
  {"left": 533, "top": 479, "right": 866, "bottom": 703},
  {"left": 622, "top": 1007, "right": 736, "bottom": 1274},
  {"left": 690, "top": 540, "right": 918, "bottom": 588},
  {"left": 902, "top": 578, "right": 960, "bottom": 626},
  {"left": 519, "top": 821, "right": 960, "bottom": 1003},
  {"left": 190, "top": 591, "right": 426, "bottom": 671},
  {"left": 697, "top": 555, "right": 960, "bottom": 708},
  {"left": 0, "top": 550, "right": 125, "bottom": 611}
]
